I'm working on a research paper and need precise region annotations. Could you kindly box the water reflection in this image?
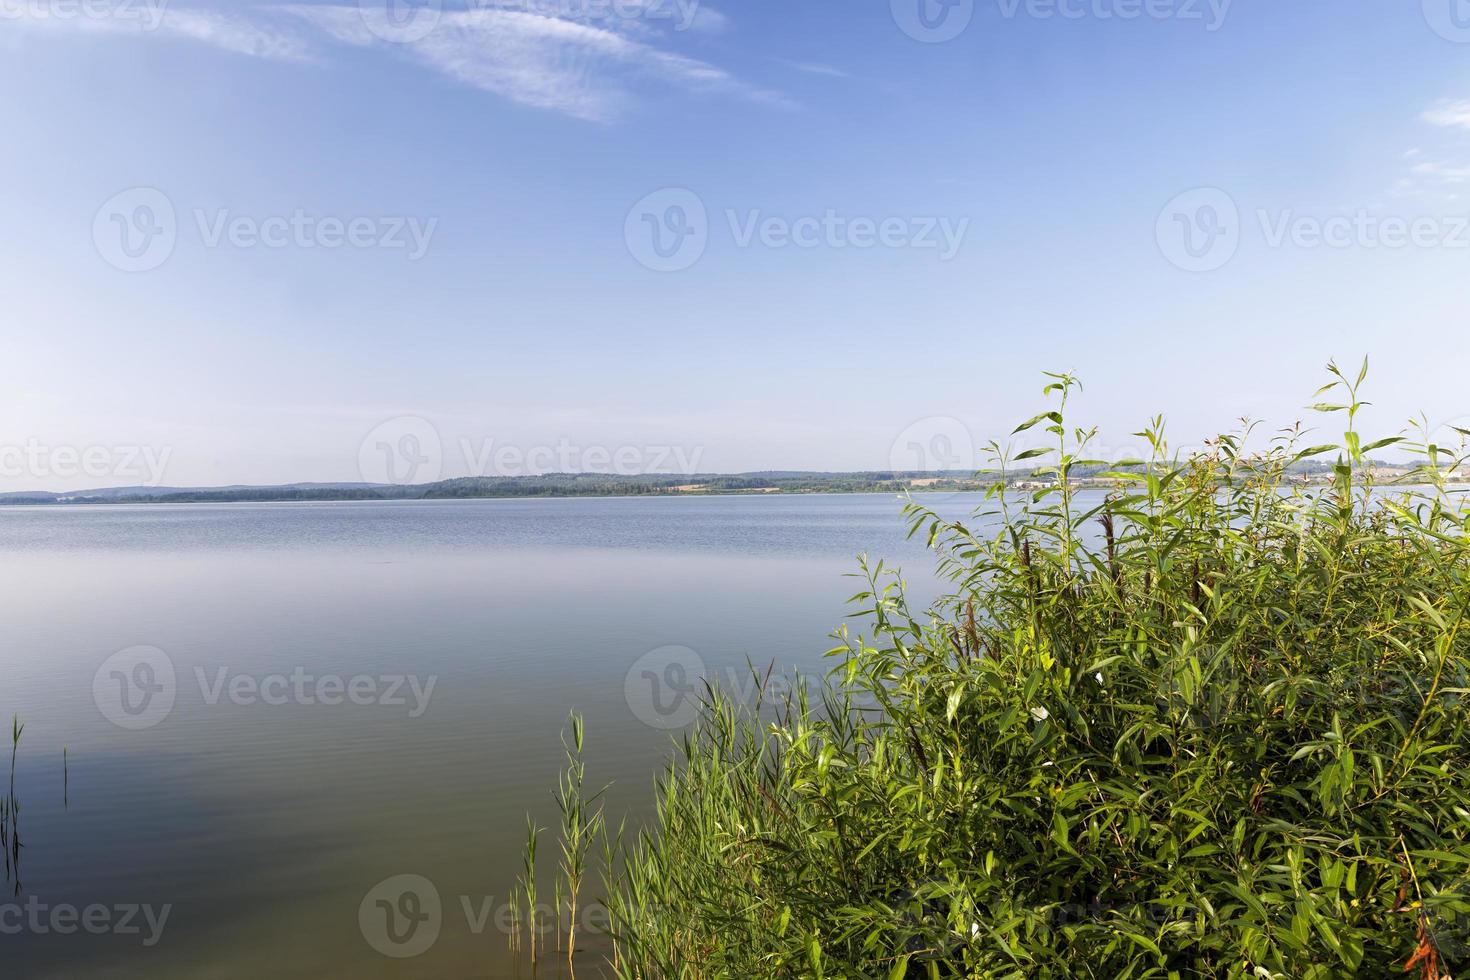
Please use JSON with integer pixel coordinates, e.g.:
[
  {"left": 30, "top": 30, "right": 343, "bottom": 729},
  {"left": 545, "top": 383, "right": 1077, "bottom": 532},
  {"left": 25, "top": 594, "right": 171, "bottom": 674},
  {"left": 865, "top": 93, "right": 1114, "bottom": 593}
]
[
  {"left": 3, "top": 718, "right": 22, "bottom": 895},
  {"left": 0, "top": 494, "right": 974, "bottom": 978}
]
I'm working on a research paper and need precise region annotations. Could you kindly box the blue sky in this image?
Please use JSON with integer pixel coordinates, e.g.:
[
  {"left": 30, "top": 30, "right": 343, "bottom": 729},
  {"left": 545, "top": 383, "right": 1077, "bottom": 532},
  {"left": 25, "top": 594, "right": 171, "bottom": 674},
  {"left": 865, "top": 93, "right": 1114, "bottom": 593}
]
[{"left": 2, "top": 0, "right": 1469, "bottom": 490}]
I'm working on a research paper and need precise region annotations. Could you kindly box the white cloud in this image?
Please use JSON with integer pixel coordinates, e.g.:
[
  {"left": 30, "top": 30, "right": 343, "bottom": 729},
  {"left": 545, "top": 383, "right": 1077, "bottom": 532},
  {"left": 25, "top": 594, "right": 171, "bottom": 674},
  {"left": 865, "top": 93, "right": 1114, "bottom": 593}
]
[
  {"left": 3, "top": 1, "right": 776, "bottom": 121},
  {"left": 275, "top": 3, "right": 377, "bottom": 46},
  {"left": 1422, "top": 99, "right": 1470, "bottom": 131},
  {"left": 1391, "top": 102, "right": 1470, "bottom": 198},
  {"left": 1, "top": 3, "right": 313, "bottom": 61},
  {"left": 474, "top": 0, "right": 727, "bottom": 36},
  {"left": 1412, "top": 160, "right": 1470, "bottom": 183},
  {"left": 288, "top": 5, "right": 782, "bottom": 122},
  {"left": 568, "top": 0, "right": 728, "bottom": 35},
  {"left": 158, "top": 8, "right": 314, "bottom": 60}
]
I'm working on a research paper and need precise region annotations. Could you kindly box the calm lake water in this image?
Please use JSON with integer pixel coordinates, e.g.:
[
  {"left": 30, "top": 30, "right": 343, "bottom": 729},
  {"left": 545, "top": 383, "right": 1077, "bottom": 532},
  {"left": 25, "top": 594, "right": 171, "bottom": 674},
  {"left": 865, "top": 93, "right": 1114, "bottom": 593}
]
[{"left": 0, "top": 493, "right": 994, "bottom": 978}]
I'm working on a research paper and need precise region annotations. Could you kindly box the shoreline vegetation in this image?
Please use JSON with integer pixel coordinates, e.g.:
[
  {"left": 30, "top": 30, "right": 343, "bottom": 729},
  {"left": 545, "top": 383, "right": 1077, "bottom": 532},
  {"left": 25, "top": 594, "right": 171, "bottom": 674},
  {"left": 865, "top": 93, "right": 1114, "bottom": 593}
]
[
  {"left": 510, "top": 364, "right": 1470, "bottom": 978},
  {"left": 4, "top": 462, "right": 1468, "bottom": 507}
]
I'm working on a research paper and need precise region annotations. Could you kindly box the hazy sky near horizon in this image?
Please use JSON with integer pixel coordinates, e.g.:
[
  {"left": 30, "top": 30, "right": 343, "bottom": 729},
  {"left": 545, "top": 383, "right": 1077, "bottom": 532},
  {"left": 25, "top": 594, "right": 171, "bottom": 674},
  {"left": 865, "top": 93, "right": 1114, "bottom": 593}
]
[{"left": 2, "top": 0, "right": 1469, "bottom": 491}]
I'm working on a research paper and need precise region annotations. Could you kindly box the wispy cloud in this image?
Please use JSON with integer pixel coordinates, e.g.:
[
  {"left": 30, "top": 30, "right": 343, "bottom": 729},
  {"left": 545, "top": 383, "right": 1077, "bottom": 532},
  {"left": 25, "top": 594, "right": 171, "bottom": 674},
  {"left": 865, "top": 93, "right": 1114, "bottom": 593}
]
[
  {"left": 3, "top": 1, "right": 776, "bottom": 121},
  {"left": 159, "top": 8, "right": 314, "bottom": 60},
  {"left": 1392, "top": 101, "right": 1470, "bottom": 198},
  {"left": 1422, "top": 99, "right": 1470, "bottom": 131},
  {"left": 1, "top": 3, "right": 313, "bottom": 61},
  {"left": 1411, "top": 160, "right": 1470, "bottom": 183},
  {"left": 289, "top": 5, "right": 781, "bottom": 122},
  {"left": 679, "top": 4, "right": 729, "bottom": 34},
  {"left": 771, "top": 58, "right": 849, "bottom": 79}
]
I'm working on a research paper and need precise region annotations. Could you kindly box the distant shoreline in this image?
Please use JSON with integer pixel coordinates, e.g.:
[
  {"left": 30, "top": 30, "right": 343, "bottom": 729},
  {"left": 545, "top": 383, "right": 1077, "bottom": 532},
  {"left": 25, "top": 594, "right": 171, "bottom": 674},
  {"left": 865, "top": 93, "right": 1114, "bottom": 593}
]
[{"left": 3, "top": 467, "right": 1465, "bottom": 507}]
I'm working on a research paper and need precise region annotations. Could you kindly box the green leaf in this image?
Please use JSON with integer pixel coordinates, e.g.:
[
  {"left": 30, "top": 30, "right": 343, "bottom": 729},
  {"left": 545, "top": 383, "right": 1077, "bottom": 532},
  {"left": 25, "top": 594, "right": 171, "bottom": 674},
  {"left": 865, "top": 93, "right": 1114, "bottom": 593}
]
[
  {"left": 1012, "top": 411, "right": 1063, "bottom": 434},
  {"left": 1361, "top": 436, "right": 1402, "bottom": 453}
]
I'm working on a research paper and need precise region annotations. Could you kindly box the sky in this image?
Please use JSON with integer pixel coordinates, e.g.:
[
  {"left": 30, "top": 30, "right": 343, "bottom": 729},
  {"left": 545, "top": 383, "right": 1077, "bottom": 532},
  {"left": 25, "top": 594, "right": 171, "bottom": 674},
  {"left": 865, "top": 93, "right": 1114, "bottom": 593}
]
[{"left": 2, "top": 0, "right": 1469, "bottom": 490}]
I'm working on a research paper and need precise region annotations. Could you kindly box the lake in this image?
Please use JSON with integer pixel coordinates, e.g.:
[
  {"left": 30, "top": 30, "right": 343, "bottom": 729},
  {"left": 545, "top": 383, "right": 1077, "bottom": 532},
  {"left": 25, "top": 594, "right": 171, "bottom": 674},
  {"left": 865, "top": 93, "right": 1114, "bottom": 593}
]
[{"left": 0, "top": 493, "right": 992, "bottom": 978}]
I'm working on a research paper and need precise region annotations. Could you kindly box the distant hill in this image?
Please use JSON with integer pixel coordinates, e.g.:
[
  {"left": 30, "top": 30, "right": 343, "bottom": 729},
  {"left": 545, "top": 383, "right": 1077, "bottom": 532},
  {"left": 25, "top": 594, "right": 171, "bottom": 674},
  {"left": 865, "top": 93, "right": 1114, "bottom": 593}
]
[
  {"left": 2, "top": 472, "right": 966, "bottom": 504},
  {"left": 0, "top": 483, "right": 381, "bottom": 503},
  {"left": 0, "top": 461, "right": 1451, "bottom": 506}
]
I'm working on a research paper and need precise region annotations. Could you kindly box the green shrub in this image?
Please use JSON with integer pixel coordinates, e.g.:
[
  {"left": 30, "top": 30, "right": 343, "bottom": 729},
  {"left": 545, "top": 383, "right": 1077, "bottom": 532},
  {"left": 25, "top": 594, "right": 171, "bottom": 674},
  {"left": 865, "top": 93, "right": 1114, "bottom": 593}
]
[{"left": 544, "top": 364, "right": 1470, "bottom": 979}]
